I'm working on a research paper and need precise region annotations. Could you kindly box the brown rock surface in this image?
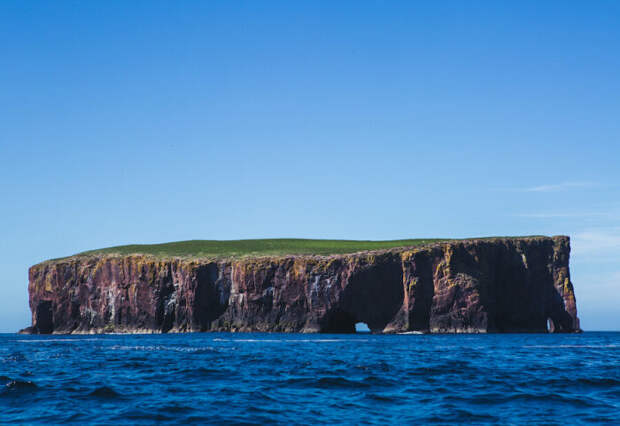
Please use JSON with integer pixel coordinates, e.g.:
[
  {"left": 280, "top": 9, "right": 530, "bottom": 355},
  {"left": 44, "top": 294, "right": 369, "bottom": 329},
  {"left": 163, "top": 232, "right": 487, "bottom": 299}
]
[{"left": 22, "top": 236, "right": 580, "bottom": 334}]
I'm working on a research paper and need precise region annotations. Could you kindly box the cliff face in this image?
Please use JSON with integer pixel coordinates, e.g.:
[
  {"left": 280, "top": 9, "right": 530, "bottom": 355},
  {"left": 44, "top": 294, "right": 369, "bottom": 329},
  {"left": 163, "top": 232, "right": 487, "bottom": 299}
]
[{"left": 23, "top": 236, "right": 580, "bottom": 334}]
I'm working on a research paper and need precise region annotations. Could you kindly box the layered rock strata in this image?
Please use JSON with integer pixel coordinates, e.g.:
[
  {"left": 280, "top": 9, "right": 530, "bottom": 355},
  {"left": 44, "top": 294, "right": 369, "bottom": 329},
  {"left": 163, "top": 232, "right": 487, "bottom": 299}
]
[{"left": 22, "top": 236, "right": 580, "bottom": 334}]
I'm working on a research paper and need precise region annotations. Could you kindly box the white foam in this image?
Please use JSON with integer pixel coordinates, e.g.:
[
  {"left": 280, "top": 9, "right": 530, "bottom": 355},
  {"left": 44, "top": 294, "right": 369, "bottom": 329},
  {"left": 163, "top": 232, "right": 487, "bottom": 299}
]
[
  {"left": 212, "top": 338, "right": 367, "bottom": 343},
  {"left": 15, "top": 338, "right": 102, "bottom": 343},
  {"left": 110, "top": 345, "right": 219, "bottom": 352},
  {"left": 523, "top": 345, "right": 619, "bottom": 349}
]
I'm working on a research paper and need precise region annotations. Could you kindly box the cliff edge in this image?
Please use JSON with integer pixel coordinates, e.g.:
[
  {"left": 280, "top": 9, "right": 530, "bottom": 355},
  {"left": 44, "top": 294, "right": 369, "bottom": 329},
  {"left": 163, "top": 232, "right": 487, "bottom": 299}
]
[{"left": 22, "top": 236, "right": 580, "bottom": 334}]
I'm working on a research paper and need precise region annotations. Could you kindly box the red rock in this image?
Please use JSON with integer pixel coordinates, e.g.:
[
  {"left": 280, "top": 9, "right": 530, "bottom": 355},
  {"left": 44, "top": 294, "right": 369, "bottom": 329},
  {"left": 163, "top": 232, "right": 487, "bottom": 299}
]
[{"left": 22, "top": 236, "right": 580, "bottom": 334}]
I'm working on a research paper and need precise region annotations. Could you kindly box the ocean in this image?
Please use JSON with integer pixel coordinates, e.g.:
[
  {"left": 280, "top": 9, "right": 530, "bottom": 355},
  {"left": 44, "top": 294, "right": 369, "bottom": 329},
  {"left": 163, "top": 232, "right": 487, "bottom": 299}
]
[{"left": 1, "top": 332, "right": 618, "bottom": 424}]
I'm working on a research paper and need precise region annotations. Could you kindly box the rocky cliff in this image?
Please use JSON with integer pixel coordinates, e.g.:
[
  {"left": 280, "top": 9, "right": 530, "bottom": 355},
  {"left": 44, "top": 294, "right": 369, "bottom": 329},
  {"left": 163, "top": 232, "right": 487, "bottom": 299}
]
[{"left": 22, "top": 236, "right": 580, "bottom": 334}]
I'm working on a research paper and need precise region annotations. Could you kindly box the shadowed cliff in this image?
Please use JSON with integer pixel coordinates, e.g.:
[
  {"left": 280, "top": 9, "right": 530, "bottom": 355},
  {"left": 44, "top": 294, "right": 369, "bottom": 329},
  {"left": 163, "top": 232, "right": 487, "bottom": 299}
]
[{"left": 22, "top": 236, "right": 580, "bottom": 334}]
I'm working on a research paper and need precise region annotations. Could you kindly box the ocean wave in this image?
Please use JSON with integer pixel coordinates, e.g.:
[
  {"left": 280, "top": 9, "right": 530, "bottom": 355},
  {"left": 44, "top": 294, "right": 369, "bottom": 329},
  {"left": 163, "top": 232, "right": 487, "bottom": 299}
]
[
  {"left": 1, "top": 379, "right": 38, "bottom": 395},
  {"left": 523, "top": 344, "right": 620, "bottom": 348},
  {"left": 540, "top": 377, "right": 620, "bottom": 388},
  {"left": 173, "top": 366, "right": 236, "bottom": 378},
  {"left": 87, "top": 386, "right": 122, "bottom": 399},
  {"left": 157, "top": 403, "right": 195, "bottom": 414},
  {"left": 280, "top": 376, "right": 373, "bottom": 389},
  {"left": 212, "top": 338, "right": 368, "bottom": 343},
  {"left": 15, "top": 338, "right": 102, "bottom": 343},
  {"left": 365, "top": 392, "right": 399, "bottom": 403},
  {"left": 109, "top": 345, "right": 221, "bottom": 353}
]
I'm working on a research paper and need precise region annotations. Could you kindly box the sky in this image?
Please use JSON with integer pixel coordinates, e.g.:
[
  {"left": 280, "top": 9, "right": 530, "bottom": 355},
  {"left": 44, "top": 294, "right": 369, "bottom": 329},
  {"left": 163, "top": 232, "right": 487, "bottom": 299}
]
[{"left": 1, "top": 1, "right": 619, "bottom": 332}]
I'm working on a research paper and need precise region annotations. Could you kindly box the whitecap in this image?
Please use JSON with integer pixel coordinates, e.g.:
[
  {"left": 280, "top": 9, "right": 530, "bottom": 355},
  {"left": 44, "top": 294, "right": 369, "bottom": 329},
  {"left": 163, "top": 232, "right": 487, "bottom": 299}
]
[
  {"left": 15, "top": 338, "right": 102, "bottom": 343},
  {"left": 523, "top": 345, "right": 619, "bottom": 349},
  {"left": 212, "top": 338, "right": 367, "bottom": 343}
]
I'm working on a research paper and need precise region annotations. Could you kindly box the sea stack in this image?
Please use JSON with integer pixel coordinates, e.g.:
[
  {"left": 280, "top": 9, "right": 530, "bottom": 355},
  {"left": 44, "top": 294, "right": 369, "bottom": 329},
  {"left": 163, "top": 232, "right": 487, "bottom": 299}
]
[{"left": 22, "top": 236, "right": 580, "bottom": 334}]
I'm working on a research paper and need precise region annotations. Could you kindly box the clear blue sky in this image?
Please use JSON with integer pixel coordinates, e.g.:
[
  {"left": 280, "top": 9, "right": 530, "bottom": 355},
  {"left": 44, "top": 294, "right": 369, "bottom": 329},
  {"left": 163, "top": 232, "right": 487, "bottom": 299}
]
[{"left": 1, "top": 1, "right": 619, "bottom": 332}]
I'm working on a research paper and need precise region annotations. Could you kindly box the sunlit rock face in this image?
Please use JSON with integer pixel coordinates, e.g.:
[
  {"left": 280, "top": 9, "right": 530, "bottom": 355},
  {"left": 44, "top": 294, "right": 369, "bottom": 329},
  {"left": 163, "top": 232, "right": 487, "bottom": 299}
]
[{"left": 22, "top": 236, "right": 580, "bottom": 334}]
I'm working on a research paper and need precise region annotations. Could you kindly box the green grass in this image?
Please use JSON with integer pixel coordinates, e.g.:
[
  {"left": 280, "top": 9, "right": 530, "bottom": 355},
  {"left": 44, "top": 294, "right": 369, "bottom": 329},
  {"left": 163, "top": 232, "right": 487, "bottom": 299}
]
[
  {"left": 50, "top": 235, "right": 548, "bottom": 261},
  {"left": 73, "top": 238, "right": 449, "bottom": 259}
]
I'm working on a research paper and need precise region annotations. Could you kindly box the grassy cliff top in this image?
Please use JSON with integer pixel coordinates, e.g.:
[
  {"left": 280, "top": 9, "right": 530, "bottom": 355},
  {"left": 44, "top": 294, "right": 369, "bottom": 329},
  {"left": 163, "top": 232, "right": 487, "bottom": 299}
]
[
  {"left": 75, "top": 238, "right": 446, "bottom": 259},
  {"left": 47, "top": 236, "right": 552, "bottom": 261}
]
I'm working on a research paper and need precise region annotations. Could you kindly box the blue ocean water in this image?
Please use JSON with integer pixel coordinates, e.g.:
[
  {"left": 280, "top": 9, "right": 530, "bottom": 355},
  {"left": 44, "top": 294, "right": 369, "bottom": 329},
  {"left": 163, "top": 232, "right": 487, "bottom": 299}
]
[{"left": 1, "top": 332, "right": 618, "bottom": 424}]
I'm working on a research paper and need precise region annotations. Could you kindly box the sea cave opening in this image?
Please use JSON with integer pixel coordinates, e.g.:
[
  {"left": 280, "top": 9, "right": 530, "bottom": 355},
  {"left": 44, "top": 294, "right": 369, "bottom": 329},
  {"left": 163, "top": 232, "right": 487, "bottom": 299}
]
[
  {"left": 323, "top": 310, "right": 373, "bottom": 333},
  {"left": 355, "top": 322, "right": 371, "bottom": 333}
]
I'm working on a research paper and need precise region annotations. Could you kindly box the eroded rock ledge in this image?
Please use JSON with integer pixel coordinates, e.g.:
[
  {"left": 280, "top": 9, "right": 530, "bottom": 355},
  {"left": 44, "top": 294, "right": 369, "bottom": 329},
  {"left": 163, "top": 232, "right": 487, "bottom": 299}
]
[{"left": 22, "top": 236, "right": 580, "bottom": 334}]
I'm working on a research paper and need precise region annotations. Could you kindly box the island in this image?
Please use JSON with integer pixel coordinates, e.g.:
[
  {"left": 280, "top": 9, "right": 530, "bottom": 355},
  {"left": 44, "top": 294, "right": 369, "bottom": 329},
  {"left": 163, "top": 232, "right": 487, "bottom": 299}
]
[{"left": 21, "top": 236, "right": 580, "bottom": 334}]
